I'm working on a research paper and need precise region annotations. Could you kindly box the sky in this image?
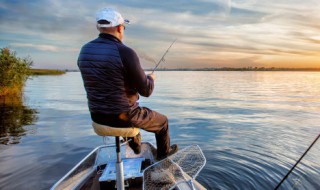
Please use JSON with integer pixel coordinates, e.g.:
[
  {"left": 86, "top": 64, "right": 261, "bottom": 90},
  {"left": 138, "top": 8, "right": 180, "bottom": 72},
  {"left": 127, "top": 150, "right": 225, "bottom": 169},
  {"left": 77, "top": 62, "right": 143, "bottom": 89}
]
[{"left": 0, "top": 0, "right": 320, "bottom": 69}]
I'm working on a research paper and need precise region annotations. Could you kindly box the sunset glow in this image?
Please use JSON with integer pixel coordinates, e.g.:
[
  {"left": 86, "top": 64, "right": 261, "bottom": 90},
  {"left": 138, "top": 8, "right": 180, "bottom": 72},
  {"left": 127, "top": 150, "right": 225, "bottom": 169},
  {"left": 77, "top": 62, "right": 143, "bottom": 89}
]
[{"left": 0, "top": 0, "right": 319, "bottom": 69}]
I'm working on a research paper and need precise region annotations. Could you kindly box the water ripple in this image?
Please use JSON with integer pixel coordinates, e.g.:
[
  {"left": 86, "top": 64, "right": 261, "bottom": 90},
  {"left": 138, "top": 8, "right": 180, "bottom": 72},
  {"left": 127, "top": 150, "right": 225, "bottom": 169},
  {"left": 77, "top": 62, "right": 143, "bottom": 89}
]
[{"left": 1, "top": 72, "right": 320, "bottom": 189}]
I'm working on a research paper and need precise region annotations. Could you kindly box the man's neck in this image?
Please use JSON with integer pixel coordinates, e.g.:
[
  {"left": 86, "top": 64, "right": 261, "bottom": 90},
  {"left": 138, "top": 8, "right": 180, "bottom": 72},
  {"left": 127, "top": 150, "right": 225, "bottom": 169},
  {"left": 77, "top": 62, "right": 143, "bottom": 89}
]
[
  {"left": 100, "top": 32, "right": 121, "bottom": 42},
  {"left": 99, "top": 33, "right": 122, "bottom": 42}
]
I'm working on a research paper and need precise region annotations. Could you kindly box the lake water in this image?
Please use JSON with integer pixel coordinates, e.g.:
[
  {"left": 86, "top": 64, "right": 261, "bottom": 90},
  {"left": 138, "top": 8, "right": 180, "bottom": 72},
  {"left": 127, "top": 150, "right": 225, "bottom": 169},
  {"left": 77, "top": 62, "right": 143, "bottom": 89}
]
[{"left": 0, "top": 71, "right": 320, "bottom": 190}]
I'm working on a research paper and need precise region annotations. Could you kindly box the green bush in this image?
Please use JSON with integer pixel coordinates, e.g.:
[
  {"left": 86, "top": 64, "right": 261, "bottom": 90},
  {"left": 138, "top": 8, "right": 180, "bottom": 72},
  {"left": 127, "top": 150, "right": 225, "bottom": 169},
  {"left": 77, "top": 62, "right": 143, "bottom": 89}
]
[{"left": 0, "top": 48, "right": 32, "bottom": 96}]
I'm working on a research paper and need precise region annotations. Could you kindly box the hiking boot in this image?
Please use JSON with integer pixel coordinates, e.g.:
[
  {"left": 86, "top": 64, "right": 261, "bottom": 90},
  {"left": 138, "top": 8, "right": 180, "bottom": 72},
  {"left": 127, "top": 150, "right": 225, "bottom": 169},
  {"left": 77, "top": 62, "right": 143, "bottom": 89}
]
[
  {"left": 156, "top": 144, "right": 179, "bottom": 161},
  {"left": 128, "top": 133, "right": 141, "bottom": 154}
]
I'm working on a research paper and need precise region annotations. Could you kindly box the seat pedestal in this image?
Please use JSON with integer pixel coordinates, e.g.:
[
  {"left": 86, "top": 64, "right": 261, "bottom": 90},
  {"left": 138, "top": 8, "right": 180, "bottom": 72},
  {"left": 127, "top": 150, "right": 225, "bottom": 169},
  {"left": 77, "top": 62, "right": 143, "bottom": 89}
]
[
  {"left": 92, "top": 122, "right": 140, "bottom": 190},
  {"left": 115, "top": 136, "right": 125, "bottom": 190}
]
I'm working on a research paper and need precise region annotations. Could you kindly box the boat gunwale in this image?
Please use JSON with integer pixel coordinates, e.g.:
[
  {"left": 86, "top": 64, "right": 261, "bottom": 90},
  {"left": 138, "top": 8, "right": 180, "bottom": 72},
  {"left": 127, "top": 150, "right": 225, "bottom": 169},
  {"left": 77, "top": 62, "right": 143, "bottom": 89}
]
[
  {"left": 51, "top": 142, "right": 156, "bottom": 190},
  {"left": 50, "top": 144, "right": 107, "bottom": 190}
]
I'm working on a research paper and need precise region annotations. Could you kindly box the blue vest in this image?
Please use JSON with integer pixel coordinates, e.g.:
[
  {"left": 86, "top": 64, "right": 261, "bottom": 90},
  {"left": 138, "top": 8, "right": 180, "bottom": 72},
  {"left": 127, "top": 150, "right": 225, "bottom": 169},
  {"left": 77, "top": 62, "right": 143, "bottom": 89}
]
[{"left": 78, "top": 37, "right": 130, "bottom": 114}]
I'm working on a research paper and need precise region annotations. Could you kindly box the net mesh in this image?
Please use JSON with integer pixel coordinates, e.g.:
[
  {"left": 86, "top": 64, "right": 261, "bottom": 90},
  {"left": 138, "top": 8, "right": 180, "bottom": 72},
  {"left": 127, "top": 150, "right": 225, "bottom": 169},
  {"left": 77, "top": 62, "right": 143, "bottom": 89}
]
[
  {"left": 143, "top": 159, "right": 185, "bottom": 190},
  {"left": 143, "top": 145, "right": 206, "bottom": 190}
]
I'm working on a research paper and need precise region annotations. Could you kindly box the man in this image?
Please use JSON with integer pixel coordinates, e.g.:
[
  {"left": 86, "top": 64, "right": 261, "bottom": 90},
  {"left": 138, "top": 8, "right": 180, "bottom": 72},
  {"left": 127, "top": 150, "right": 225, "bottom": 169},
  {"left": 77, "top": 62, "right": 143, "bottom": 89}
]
[{"left": 78, "top": 8, "right": 178, "bottom": 160}]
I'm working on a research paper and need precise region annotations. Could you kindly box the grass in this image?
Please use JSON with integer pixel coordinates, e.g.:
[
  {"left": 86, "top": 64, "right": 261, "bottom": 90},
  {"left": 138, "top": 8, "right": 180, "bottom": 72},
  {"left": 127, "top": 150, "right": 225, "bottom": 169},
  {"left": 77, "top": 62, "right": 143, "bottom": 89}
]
[
  {"left": 0, "top": 48, "right": 66, "bottom": 97},
  {"left": 0, "top": 69, "right": 65, "bottom": 97},
  {"left": 0, "top": 48, "right": 31, "bottom": 97},
  {"left": 30, "top": 69, "right": 66, "bottom": 75},
  {"left": 0, "top": 84, "right": 23, "bottom": 97}
]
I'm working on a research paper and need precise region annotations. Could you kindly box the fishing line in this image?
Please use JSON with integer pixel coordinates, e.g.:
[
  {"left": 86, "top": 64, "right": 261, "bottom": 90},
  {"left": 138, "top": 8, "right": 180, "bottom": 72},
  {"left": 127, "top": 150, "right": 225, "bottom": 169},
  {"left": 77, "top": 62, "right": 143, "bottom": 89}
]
[
  {"left": 151, "top": 39, "right": 177, "bottom": 74},
  {"left": 274, "top": 133, "right": 320, "bottom": 190}
]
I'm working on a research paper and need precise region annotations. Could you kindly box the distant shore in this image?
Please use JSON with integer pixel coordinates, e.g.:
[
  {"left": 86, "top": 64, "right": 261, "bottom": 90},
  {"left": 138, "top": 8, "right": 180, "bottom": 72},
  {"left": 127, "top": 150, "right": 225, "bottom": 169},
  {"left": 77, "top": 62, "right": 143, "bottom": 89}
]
[
  {"left": 145, "top": 67, "right": 320, "bottom": 71},
  {"left": 61, "top": 68, "right": 320, "bottom": 72},
  {"left": 30, "top": 69, "right": 66, "bottom": 75}
]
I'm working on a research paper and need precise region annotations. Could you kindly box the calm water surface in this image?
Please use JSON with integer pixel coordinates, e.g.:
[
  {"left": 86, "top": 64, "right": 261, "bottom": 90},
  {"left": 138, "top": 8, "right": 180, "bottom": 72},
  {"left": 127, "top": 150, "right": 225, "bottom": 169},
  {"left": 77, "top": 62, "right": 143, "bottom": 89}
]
[{"left": 0, "top": 71, "right": 319, "bottom": 190}]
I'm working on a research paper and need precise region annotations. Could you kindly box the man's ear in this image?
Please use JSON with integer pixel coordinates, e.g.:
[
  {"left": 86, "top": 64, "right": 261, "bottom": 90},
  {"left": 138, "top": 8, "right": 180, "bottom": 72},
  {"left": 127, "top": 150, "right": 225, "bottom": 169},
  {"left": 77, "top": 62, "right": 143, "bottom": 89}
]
[{"left": 117, "top": 25, "right": 121, "bottom": 33}]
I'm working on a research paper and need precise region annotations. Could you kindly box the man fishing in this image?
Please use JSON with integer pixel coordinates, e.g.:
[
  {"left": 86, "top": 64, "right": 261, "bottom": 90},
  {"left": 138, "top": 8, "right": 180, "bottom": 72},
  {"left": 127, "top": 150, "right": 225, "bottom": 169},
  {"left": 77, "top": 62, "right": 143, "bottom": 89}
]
[{"left": 77, "top": 8, "right": 178, "bottom": 160}]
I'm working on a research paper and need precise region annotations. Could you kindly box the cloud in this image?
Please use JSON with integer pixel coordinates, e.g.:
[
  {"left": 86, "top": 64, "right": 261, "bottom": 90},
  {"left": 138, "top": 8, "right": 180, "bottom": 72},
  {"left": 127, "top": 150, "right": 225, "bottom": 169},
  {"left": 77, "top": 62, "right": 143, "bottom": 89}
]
[
  {"left": 1, "top": 0, "right": 320, "bottom": 69},
  {"left": 10, "top": 43, "right": 77, "bottom": 52}
]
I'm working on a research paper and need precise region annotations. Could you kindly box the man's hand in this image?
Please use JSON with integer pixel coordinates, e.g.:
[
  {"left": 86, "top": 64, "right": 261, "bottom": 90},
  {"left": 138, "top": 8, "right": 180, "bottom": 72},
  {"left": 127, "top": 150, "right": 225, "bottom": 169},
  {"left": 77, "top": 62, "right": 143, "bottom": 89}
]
[{"left": 148, "top": 73, "right": 155, "bottom": 80}]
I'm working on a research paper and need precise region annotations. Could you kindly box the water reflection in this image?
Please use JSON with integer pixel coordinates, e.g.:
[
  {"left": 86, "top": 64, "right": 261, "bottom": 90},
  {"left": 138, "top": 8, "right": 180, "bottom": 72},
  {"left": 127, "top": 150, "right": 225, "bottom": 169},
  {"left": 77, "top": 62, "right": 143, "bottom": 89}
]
[
  {"left": 1, "top": 72, "right": 319, "bottom": 190},
  {"left": 0, "top": 96, "right": 37, "bottom": 145}
]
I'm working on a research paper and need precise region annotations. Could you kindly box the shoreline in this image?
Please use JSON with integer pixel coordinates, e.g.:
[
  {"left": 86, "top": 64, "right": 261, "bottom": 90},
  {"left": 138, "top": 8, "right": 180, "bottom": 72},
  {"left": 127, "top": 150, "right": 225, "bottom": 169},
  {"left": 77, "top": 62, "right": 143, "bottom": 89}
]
[
  {"left": 144, "top": 68, "right": 320, "bottom": 72},
  {"left": 65, "top": 68, "right": 320, "bottom": 72},
  {"left": 30, "top": 69, "right": 66, "bottom": 75}
]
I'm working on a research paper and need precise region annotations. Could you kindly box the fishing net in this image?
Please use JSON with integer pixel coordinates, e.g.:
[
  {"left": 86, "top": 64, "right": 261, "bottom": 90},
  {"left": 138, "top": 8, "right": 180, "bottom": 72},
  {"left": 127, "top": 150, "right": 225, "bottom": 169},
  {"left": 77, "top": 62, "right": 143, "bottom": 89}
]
[{"left": 143, "top": 145, "right": 206, "bottom": 190}]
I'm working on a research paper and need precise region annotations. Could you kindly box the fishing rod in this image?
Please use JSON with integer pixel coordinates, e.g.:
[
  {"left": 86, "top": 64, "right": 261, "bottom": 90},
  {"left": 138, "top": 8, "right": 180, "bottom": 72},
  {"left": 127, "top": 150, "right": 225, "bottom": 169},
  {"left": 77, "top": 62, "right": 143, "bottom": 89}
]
[
  {"left": 274, "top": 133, "right": 320, "bottom": 190},
  {"left": 151, "top": 39, "right": 177, "bottom": 74}
]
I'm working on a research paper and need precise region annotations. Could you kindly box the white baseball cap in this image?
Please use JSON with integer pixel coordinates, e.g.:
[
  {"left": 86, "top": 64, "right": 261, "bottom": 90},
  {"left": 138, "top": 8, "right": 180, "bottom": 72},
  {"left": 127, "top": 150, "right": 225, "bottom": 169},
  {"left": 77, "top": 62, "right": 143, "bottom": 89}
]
[{"left": 96, "top": 8, "right": 130, "bottom": 28}]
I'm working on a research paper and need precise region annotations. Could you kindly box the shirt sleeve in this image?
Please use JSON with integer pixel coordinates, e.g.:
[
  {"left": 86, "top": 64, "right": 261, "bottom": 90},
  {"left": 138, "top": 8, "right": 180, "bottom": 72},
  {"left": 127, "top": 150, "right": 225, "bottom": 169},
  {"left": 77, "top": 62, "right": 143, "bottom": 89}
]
[{"left": 118, "top": 44, "right": 154, "bottom": 97}]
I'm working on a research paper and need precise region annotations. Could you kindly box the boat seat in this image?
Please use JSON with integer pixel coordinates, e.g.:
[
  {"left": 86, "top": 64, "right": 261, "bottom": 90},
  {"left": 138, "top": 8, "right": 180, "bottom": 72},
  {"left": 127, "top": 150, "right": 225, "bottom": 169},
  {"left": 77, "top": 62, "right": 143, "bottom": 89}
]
[
  {"left": 91, "top": 121, "right": 140, "bottom": 190},
  {"left": 92, "top": 121, "right": 140, "bottom": 138}
]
